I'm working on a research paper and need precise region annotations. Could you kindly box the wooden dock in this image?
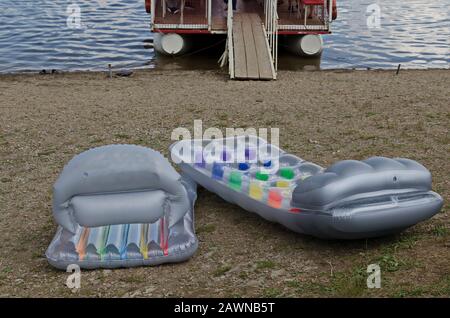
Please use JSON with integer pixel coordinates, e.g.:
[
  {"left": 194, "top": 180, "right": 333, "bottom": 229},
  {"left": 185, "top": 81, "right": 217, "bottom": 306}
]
[{"left": 231, "top": 13, "right": 276, "bottom": 80}]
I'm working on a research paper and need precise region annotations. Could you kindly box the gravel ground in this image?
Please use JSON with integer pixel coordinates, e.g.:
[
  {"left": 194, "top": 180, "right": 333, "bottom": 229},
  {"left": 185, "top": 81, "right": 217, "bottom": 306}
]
[{"left": 0, "top": 69, "right": 448, "bottom": 297}]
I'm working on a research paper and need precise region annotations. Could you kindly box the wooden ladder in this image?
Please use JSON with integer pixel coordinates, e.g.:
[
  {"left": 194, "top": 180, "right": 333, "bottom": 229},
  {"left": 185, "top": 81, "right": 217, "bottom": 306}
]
[{"left": 231, "top": 13, "right": 276, "bottom": 80}]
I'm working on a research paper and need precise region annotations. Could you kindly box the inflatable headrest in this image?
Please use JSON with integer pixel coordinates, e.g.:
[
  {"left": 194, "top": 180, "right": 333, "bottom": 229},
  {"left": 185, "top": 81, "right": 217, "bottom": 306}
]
[
  {"left": 292, "top": 156, "right": 432, "bottom": 209},
  {"left": 53, "top": 145, "right": 190, "bottom": 233}
]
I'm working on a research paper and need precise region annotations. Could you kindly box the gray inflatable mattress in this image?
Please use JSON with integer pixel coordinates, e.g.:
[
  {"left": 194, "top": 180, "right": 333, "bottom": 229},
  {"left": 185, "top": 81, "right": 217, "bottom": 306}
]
[
  {"left": 170, "top": 136, "right": 443, "bottom": 239},
  {"left": 46, "top": 145, "right": 198, "bottom": 270}
]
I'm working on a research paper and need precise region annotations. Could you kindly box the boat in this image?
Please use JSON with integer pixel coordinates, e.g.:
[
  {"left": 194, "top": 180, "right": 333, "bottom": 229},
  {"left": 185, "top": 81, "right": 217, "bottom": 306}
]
[{"left": 145, "top": 0, "right": 338, "bottom": 79}]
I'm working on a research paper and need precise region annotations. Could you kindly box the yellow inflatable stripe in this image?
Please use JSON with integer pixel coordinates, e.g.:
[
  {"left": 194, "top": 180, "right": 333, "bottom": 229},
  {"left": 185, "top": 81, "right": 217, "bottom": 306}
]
[{"left": 140, "top": 224, "right": 149, "bottom": 259}]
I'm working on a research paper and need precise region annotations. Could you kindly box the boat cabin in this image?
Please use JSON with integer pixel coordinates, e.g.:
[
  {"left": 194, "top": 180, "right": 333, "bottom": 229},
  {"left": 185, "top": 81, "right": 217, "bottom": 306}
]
[
  {"left": 146, "top": 0, "right": 335, "bottom": 34},
  {"left": 145, "top": 0, "right": 337, "bottom": 80}
]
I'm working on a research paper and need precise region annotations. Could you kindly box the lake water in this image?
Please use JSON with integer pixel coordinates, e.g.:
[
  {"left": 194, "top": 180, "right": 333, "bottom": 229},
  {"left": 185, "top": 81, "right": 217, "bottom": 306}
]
[{"left": 0, "top": 0, "right": 448, "bottom": 73}]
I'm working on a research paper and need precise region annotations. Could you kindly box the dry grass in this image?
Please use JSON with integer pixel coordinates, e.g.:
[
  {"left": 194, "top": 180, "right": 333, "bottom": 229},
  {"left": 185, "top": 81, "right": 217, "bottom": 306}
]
[{"left": 0, "top": 69, "right": 448, "bottom": 297}]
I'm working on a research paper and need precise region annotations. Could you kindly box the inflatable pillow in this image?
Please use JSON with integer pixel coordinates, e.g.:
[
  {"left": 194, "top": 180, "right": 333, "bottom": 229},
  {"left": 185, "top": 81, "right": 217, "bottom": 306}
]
[
  {"left": 46, "top": 145, "right": 198, "bottom": 269},
  {"left": 171, "top": 136, "right": 443, "bottom": 239}
]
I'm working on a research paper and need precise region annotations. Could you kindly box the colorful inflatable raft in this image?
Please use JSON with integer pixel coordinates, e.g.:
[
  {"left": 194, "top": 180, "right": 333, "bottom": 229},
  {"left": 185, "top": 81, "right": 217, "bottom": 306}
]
[
  {"left": 171, "top": 136, "right": 443, "bottom": 239},
  {"left": 46, "top": 145, "right": 198, "bottom": 269}
]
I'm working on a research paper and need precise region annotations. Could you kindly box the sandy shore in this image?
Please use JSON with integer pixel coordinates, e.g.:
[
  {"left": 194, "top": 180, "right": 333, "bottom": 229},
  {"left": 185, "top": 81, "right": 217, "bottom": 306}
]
[{"left": 0, "top": 69, "right": 448, "bottom": 297}]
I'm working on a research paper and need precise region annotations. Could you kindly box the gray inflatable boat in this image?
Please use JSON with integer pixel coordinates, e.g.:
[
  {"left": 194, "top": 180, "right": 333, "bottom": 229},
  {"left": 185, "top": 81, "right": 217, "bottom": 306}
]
[
  {"left": 46, "top": 145, "right": 198, "bottom": 269},
  {"left": 171, "top": 136, "right": 443, "bottom": 239}
]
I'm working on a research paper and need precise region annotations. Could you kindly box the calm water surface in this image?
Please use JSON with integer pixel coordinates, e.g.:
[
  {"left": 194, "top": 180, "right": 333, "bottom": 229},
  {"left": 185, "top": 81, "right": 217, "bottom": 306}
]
[{"left": 0, "top": 0, "right": 448, "bottom": 73}]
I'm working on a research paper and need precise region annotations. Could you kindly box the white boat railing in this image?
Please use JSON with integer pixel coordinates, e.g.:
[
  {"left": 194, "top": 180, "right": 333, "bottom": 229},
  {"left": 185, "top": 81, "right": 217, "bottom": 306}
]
[
  {"left": 227, "top": 0, "right": 235, "bottom": 78},
  {"left": 207, "top": 0, "right": 212, "bottom": 30},
  {"left": 328, "top": 0, "right": 332, "bottom": 31},
  {"left": 218, "top": 0, "right": 235, "bottom": 76},
  {"left": 150, "top": 0, "right": 156, "bottom": 27},
  {"left": 264, "top": 0, "right": 279, "bottom": 73},
  {"left": 318, "top": 0, "right": 333, "bottom": 31}
]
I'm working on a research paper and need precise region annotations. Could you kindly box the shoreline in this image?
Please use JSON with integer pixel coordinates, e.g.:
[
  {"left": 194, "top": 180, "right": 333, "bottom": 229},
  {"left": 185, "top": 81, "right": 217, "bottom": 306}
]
[
  {"left": 0, "top": 68, "right": 448, "bottom": 297},
  {"left": 0, "top": 66, "right": 449, "bottom": 78}
]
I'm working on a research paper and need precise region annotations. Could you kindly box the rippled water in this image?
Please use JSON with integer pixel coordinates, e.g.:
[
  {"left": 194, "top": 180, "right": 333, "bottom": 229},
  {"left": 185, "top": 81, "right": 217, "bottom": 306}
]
[
  {"left": 0, "top": 0, "right": 153, "bottom": 73},
  {"left": 322, "top": 0, "right": 450, "bottom": 69},
  {"left": 0, "top": 0, "right": 448, "bottom": 73}
]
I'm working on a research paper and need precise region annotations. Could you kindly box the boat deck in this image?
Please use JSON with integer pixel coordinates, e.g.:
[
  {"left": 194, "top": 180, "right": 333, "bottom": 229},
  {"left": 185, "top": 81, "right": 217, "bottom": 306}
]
[{"left": 153, "top": 0, "right": 328, "bottom": 32}]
